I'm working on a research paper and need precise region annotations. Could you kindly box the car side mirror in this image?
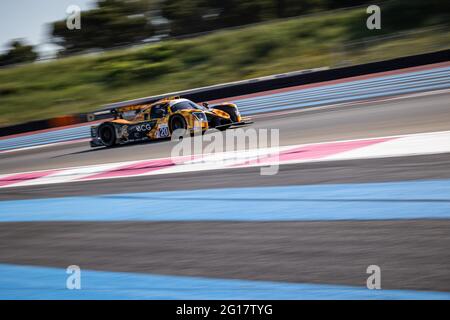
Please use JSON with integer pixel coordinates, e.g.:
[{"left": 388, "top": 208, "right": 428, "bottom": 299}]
[{"left": 202, "top": 102, "right": 209, "bottom": 108}]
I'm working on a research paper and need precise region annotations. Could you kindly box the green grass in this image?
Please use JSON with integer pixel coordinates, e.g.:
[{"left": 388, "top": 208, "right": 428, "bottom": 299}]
[{"left": 0, "top": 7, "right": 448, "bottom": 126}]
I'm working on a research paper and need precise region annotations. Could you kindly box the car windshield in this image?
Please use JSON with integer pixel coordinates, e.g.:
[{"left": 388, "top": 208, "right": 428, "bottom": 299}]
[{"left": 171, "top": 101, "right": 206, "bottom": 112}]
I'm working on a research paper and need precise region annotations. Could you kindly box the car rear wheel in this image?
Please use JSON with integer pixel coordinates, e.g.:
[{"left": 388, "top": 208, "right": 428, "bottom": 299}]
[{"left": 98, "top": 123, "right": 116, "bottom": 147}]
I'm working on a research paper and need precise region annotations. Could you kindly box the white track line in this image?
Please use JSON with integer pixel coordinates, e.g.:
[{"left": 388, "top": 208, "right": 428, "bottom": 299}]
[{"left": 1, "top": 130, "right": 450, "bottom": 189}]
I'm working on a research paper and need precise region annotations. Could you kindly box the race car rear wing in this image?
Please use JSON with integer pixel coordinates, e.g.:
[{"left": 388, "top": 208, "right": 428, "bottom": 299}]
[
  {"left": 110, "top": 96, "right": 180, "bottom": 119},
  {"left": 110, "top": 104, "right": 150, "bottom": 120}
]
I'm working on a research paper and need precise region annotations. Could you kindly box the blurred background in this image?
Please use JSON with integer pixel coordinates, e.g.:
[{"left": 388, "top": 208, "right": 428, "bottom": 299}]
[
  {"left": 1, "top": 0, "right": 450, "bottom": 300},
  {"left": 0, "top": 0, "right": 449, "bottom": 126}
]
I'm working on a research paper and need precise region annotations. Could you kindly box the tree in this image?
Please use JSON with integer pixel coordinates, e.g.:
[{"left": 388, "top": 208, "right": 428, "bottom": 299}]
[
  {"left": 50, "top": 0, "right": 155, "bottom": 54},
  {"left": 161, "top": 0, "right": 276, "bottom": 35},
  {"left": 161, "top": 0, "right": 215, "bottom": 35},
  {"left": 160, "top": 0, "right": 373, "bottom": 36},
  {"left": 0, "top": 40, "right": 38, "bottom": 67}
]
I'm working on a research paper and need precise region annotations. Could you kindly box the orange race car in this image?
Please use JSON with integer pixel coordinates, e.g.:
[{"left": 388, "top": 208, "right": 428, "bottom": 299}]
[{"left": 90, "top": 97, "right": 252, "bottom": 147}]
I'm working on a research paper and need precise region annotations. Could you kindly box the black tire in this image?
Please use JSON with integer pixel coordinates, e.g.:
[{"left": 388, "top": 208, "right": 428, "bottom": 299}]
[
  {"left": 211, "top": 105, "right": 239, "bottom": 122},
  {"left": 169, "top": 114, "right": 187, "bottom": 133},
  {"left": 98, "top": 123, "right": 117, "bottom": 147}
]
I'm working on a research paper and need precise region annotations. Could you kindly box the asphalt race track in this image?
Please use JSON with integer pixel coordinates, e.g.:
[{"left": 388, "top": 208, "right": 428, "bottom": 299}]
[
  {"left": 0, "top": 66, "right": 450, "bottom": 299},
  {"left": 1, "top": 90, "right": 450, "bottom": 174}
]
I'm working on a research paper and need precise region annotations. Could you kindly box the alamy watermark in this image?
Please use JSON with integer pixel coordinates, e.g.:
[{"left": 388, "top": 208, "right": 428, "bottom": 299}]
[
  {"left": 366, "top": 265, "right": 381, "bottom": 289},
  {"left": 366, "top": 5, "right": 381, "bottom": 30},
  {"left": 66, "top": 5, "right": 81, "bottom": 30},
  {"left": 170, "top": 127, "right": 280, "bottom": 175},
  {"left": 66, "top": 265, "right": 81, "bottom": 290}
]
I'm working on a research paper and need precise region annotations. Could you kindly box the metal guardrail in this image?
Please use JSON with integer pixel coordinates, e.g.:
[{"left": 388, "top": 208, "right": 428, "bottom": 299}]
[
  {"left": 93, "top": 49, "right": 450, "bottom": 114},
  {"left": 95, "top": 67, "right": 328, "bottom": 112}
]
